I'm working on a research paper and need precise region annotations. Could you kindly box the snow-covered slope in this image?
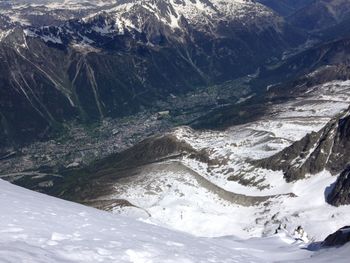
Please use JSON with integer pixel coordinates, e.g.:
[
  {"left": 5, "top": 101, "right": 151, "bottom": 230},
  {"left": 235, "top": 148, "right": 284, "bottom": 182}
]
[
  {"left": 1, "top": 178, "right": 350, "bottom": 263},
  {"left": 0, "top": 178, "right": 258, "bottom": 263}
]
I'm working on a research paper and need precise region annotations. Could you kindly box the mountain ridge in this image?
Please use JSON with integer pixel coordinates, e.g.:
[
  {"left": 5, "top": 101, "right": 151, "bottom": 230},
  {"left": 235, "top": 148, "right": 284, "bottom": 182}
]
[{"left": 0, "top": 0, "right": 305, "bottom": 147}]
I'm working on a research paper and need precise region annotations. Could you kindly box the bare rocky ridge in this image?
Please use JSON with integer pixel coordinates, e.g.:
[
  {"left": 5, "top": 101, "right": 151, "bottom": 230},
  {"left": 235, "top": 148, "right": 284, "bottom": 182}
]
[
  {"left": 9, "top": 133, "right": 286, "bottom": 210},
  {"left": 42, "top": 134, "right": 205, "bottom": 201},
  {"left": 256, "top": 109, "right": 350, "bottom": 182},
  {"left": 256, "top": 107, "right": 350, "bottom": 207},
  {"left": 256, "top": 116, "right": 339, "bottom": 182}
]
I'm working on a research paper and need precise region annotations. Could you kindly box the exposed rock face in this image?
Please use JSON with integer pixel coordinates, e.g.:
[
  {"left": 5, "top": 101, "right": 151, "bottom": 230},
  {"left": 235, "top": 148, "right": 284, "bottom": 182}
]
[
  {"left": 329, "top": 113, "right": 350, "bottom": 170},
  {"left": 254, "top": 104, "right": 350, "bottom": 206},
  {"left": 327, "top": 167, "right": 350, "bottom": 206},
  {"left": 93, "top": 134, "right": 198, "bottom": 171},
  {"left": 257, "top": 115, "right": 337, "bottom": 182},
  {"left": 322, "top": 226, "right": 350, "bottom": 247},
  {"left": 257, "top": 109, "right": 350, "bottom": 182}
]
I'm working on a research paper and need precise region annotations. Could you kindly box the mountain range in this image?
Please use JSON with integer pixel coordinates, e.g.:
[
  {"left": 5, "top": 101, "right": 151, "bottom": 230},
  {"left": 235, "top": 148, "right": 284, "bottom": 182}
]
[
  {"left": 2, "top": 0, "right": 350, "bottom": 262},
  {"left": 0, "top": 0, "right": 304, "bottom": 146}
]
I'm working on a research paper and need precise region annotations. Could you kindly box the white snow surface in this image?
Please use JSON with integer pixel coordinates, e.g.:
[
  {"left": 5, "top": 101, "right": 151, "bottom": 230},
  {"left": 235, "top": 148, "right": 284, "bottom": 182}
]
[{"left": 1, "top": 178, "right": 349, "bottom": 263}]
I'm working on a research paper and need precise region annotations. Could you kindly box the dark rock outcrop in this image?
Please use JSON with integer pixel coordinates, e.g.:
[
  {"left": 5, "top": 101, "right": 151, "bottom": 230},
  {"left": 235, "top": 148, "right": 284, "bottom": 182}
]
[
  {"left": 256, "top": 115, "right": 338, "bottom": 182},
  {"left": 256, "top": 108, "right": 350, "bottom": 206},
  {"left": 327, "top": 166, "right": 350, "bottom": 206},
  {"left": 12, "top": 134, "right": 206, "bottom": 201},
  {"left": 257, "top": 109, "right": 350, "bottom": 182},
  {"left": 322, "top": 226, "right": 350, "bottom": 247}
]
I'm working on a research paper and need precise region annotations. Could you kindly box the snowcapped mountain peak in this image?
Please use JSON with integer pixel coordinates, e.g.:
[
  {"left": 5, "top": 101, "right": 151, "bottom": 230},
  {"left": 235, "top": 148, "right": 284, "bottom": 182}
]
[
  {"left": 14, "top": 0, "right": 280, "bottom": 49},
  {"left": 64, "top": 0, "right": 279, "bottom": 46},
  {"left": 100, "top": 0, "right": 275, "bottom": 31}
]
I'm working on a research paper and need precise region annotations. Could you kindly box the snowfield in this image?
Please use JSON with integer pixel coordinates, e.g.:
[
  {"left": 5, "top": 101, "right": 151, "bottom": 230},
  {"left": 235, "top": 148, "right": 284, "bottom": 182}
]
[{"left": 0, "top": 178, "right": 349, "bottom": 263}]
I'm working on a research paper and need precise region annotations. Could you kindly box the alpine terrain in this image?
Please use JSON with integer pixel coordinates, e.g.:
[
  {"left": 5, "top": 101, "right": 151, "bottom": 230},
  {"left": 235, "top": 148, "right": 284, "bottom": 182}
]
[{"left": 1, "top": 0, "right": 350, "bottom": 262}]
